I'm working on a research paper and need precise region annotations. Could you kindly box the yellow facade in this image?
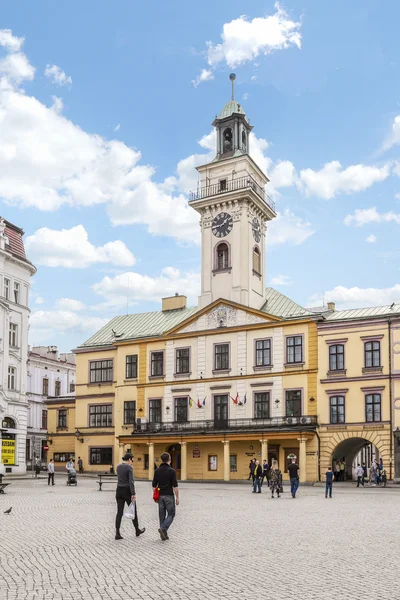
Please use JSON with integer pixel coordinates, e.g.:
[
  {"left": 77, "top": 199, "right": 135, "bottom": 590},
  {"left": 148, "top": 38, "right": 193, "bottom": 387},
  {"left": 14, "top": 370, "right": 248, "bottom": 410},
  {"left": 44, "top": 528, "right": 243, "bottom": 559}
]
[{"left": 46, "top": 396, "right": 76, "bottom": 469}]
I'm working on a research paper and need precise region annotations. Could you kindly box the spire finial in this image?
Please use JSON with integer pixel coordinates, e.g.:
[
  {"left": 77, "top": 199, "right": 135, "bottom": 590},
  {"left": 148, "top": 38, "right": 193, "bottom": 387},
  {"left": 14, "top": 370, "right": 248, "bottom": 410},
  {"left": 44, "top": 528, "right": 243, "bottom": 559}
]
[{"left": 229, "top": 73, "right": 236, "bottom": 100}]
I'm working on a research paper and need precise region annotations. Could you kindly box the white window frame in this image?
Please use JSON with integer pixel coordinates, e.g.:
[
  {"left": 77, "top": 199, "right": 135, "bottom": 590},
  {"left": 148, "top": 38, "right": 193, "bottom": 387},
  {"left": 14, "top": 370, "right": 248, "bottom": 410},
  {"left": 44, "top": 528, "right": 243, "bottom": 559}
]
[
  {"left": 4, "top": 278, "right": 10, "bottom": 300},
  {"left": 8, "top": 366, "right": 16, "bottom": 390},
  {"left": 9, "top": 322, "right": 17, "bottom": 347},
  {"left": 14, "top": 281, "right": 20, "bottom": 304}
]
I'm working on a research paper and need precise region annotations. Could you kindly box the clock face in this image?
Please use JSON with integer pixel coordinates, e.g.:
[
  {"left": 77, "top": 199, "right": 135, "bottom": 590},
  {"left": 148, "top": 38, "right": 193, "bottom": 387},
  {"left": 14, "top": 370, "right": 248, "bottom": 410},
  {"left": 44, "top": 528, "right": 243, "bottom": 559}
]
[
  {"left": 252, "top": 217, "right": 261, "bottom": 243},
  {"left": 212, "top": 212, "right": 233, "bottom": 238}
]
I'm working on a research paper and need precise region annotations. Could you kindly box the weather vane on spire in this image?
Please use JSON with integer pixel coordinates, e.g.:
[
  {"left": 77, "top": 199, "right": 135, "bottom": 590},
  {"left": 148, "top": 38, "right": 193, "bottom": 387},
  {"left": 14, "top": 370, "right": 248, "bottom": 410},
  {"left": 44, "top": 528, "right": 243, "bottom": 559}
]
[{"left": 229, "top": 73, "right": 236, "bottom": 100}]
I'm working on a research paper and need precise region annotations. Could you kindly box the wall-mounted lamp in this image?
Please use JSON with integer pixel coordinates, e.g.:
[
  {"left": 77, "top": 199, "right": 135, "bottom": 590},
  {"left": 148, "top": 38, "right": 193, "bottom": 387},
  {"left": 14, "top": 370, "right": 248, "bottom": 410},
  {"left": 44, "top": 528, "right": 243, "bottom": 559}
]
[
  {"left": 47, "top": 439, "right": 53, "bottom": 445},
  {"left": 249, "top": 445, "right": 253, "bottom": 450},
  {"left": 166, "top": 406, "right": 170, "bottom": 412},
  {"left": 74, "top": 429, "right": 84, "bottom": 444},
  {"left": 138, "top": 407, "right": 143, "bottom": 413},
  {"left": 275, "top": 399, "right": 280, "bottom": 406},
  {"left": 309, "top": 397, "right": 315, "bottom": 403}
]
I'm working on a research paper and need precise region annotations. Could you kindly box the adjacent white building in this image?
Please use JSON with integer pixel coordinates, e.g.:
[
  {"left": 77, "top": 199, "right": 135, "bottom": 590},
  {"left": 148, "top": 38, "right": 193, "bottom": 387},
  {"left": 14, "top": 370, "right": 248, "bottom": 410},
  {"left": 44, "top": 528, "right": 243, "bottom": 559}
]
[
  {"left": 26, "top": 346, "right": 76, "bottom": 469},
  {"left": 0, "top": 218, "right": 36, "bottom": 475}
]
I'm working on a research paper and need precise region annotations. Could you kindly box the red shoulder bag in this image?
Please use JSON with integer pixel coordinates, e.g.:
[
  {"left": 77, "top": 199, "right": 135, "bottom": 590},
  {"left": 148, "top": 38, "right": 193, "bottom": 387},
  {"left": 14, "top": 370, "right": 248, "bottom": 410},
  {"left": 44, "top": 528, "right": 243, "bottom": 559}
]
[{"left": 153, "top": 487, "right": 160, "bottom": 503}]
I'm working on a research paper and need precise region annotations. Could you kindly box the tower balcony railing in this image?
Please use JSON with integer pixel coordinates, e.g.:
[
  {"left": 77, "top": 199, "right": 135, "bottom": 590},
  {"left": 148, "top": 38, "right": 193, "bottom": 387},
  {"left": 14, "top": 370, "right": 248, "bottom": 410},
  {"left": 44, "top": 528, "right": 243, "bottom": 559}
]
[
  {"left": 133, "top": 415, "right": 317, "bottom": 435},
  {"left": 189, "top": 176, "right": 275, "bottom": 213}
]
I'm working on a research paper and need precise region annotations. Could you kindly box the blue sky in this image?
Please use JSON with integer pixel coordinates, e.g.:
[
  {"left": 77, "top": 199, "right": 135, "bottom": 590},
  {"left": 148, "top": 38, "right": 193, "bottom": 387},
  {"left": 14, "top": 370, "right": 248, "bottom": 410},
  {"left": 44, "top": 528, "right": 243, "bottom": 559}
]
[{"left": 1, "top": 1, "right": 400, "bottom": 352}]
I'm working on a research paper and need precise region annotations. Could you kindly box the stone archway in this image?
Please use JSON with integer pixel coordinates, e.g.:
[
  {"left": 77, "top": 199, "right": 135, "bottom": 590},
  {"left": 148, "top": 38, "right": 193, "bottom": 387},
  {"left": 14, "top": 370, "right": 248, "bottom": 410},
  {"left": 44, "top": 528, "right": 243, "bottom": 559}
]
[{"left": 320, "top": 429, "right": 390, "bottom": 481}]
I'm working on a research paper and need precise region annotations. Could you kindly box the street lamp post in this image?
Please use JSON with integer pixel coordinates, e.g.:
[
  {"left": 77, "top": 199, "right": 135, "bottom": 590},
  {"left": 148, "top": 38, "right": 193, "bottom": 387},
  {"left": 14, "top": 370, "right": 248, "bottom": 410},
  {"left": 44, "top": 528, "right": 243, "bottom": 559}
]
[{"left": 31, "top": 434, "right": 36, "bottom": 478}]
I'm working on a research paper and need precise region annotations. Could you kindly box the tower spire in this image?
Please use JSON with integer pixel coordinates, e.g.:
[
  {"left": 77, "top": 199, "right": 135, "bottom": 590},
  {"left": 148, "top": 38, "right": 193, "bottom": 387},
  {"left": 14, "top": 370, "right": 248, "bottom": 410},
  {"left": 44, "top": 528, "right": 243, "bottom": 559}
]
[{"left": 229, "top": 72, "right": 236, "bottom": 101}]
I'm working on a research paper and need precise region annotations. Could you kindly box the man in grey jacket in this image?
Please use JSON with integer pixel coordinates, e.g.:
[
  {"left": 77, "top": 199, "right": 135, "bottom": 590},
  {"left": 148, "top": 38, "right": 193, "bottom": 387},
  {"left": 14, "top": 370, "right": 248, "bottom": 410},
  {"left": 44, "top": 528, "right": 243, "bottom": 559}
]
[{"left": 115, "top": 452, "right": 145, "bottom": 540}]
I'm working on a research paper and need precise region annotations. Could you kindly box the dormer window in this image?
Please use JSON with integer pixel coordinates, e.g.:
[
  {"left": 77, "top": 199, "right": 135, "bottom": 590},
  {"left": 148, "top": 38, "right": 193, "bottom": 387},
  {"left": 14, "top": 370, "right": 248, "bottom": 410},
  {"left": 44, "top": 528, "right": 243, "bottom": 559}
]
[{"left": 216, "top": 242, "right": 229, "bottom": 271}]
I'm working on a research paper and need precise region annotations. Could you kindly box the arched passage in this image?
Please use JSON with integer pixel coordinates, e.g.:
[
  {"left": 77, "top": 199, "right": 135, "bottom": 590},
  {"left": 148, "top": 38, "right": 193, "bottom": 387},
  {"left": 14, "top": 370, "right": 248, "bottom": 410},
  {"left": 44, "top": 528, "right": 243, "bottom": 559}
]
[{"left": 331, "top": 437, "right": 382, "bottom": 481}]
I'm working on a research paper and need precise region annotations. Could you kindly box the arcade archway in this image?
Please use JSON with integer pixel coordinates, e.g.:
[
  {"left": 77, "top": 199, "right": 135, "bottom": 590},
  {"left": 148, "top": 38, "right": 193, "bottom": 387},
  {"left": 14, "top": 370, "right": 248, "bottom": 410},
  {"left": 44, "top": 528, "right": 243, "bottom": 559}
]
[{"left": 331, "top": 437, "right": 382, "bottom": 480}]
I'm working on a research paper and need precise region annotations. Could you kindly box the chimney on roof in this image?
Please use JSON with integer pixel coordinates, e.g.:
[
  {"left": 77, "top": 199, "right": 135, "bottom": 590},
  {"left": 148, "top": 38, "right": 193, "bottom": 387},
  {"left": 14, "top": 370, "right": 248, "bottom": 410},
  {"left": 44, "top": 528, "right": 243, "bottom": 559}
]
[
  {"left": 327, "top": 302, "right": 335, "bottom": 312},
  {"left": 162, "top": 294, "right": 187, "bottom": 312}
]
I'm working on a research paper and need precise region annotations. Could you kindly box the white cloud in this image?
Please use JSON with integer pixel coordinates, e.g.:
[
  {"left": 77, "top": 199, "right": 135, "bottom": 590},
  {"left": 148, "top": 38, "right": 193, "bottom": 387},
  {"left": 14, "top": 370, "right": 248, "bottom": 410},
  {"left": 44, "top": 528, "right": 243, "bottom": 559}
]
[
  {"left": 267, "top": 209, "right": 315, "bottom": 246},
  {"left": 44, "top": 64, "right": 72, "bottom": 86},
  {"left": 56, "top": 298, "right": 86, "bottom": 311},
  {"left": 270, "top": 274, "right": 293, "bottom": 285},
  {"left": 366, "top": 234, "right": 377, "bottom": 243},
  {"left": 0, "top": 51, "right": 35, "bottom": 82},
  {"left": 0, "top": 29, "right": 23, "bottom": 52},
  {"left": 191, "top": 69, "right": 214, "bottom": 88},
  {"left": 92, "top": 267, "right": 201, "bottom": 307},
  {"left": 300, "top": 161, "right": 391, "bottom": 199},
  {"left": 243, "top": 92, "right": 249, "bottom": 101},
  {"left": 30, "top": 309, "right": 108, "bottom": 345},
  {"left": 35, "top": 296, "right": 45, "bottom": 305},
  {"left": 114, "top": 123, "right": 120, "bottom": 132},
  {"left": 309, "top": 284, "right": 400, "bottom": 309},
  {"left": 382, "top": 114, "right": 400, "bottom": 151},
  {"left": 25, "top": 225, "right": 136, "bottom": 268},
  {"left": 344, "top": 207, "right": 400, "bottom": 227}
]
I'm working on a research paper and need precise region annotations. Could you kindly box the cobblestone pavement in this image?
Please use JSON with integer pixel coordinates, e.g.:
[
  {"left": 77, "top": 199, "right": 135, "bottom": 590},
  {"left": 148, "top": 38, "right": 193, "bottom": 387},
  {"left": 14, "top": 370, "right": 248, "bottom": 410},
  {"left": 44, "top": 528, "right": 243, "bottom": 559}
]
[{"left": 1, "top": 477, "right": 400, "bottom": 600}]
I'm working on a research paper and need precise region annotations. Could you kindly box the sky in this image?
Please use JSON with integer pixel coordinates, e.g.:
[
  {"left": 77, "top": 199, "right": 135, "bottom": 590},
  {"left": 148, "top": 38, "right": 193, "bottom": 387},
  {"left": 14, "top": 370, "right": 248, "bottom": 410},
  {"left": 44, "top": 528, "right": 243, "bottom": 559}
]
[{"left": 1, "top": 1, "right": 400, "bottom": 352}]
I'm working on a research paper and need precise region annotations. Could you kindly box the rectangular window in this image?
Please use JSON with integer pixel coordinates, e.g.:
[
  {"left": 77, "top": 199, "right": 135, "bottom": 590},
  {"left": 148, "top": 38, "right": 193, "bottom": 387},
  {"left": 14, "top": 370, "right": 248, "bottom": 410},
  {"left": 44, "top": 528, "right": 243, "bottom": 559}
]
[
  {"left": 89, "top": 404, "right": 113, "bottom": 427},
  {"left": 144, "top": 453, "right": 149, "bottom": 470},
  {"left": 42, "top": 378, "right": 49, "bottom": 396},
  {"left": 150, "top": 352, "right": 164, "bottom": 377},
  {"left": 90, "top": 447, "right": 113, "bottom": 465},
  {"left": 286, "top": 336, "right": 303, "bottom": 364},
  {"left": 230, "top": 454, "right": 237, "bottom": 472},
  {"left": 41, "top": 410, "right": 48, "bottom": 429},
  {"left": 9, "top": 323, "right": 17, "bottom": 347},
  {"left": 329, "top": 396, "right": 345, "bottom": 424},
  {"left": 175, "top": 348, "right": 190, "bottom": 374},
  {"left": 254, "top": 392, "right": 270, "bottom": 419},
  {"left": 214, "top": 343, "right": 229, "bottom": 371},
  {"left": 89, "top": 359, "right": 113, "bottom": 383},
  {"left": 55, "top": 381, "right": 61, "bottom": 397},
  {"left": 54, "top": 452, "right": 74, "bottom": 462},
  {"left": 208, "top": 455, "right": 218, "bottom": 471},
  {"left": 8, "top": 366, "right": 15, "bottom": 390},
  {"left": 124, "top": 401, "right": 136, "bottom": 425},
  {"left": 174, "top": 397, "right": 188, "bottom": 422},
  {"left": 26, "top": 438, "right": 30, "bottom": 461},
  {"left": 329, "top": 344, "right": 344, "bottom": 371},
  {"left": 366, "top": 393, "right": 381, "bottom": 422},
  {"left": 365, "top": 341, "right": 381, "bottom": 368},
  {"left": 219, "top": 179, "right": 227, "bottom": 192},
  {"left": 285, "top": 390, "right": 302, "bottom": 417},
  {"left": 4, "top": 277, "right": 10, "bottom": 300},
  {"left": 69, "top": 383, "right": 75, "bottom": 393},
  {"left": 14, "top": 281, "right": 20, "bottom": 304},
  {"left": 57, "top": 409, "right": 67, "bottom": 428},
  {"left": 126, "top": 355, "right": 138, "bottom": 379},
  {"left": 149, "top": 399, "right": 162, "bottom": 423},
  {"left": 255, "top": 339, "right": 271, "bottom": 367}
]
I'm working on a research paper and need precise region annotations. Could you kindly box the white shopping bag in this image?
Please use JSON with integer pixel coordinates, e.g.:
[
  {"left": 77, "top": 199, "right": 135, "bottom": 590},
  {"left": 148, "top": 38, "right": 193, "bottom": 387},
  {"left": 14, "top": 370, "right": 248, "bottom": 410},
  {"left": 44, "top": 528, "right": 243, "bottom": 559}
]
[{"left": 123, "top": 501, "right": 136, "bottom": 520}]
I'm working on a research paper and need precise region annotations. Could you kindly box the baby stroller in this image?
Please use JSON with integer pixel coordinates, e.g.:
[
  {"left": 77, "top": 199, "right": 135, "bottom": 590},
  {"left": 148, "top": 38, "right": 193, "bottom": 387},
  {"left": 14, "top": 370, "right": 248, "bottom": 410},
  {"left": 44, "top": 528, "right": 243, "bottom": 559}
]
[{"left": 67, "top": 467, "right": 78, "bottom": 486}]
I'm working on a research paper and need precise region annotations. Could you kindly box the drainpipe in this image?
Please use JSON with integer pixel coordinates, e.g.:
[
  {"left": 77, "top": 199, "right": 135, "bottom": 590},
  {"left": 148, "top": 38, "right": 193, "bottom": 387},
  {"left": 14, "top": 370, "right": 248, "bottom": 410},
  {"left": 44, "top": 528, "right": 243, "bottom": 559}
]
[
  {"left": 315, "top": 429, "right": 321, "bottom": 482},
  {"left": 389, "top": 319, "right": 393, "bottom": 481}
]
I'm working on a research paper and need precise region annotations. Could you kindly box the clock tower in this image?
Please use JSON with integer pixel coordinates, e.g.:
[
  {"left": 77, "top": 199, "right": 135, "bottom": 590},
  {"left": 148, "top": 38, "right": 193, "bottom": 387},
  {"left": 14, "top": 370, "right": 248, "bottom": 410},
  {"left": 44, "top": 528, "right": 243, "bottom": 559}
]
[{"left": 190, "top": 74, "right": 276, "bottom": 310}]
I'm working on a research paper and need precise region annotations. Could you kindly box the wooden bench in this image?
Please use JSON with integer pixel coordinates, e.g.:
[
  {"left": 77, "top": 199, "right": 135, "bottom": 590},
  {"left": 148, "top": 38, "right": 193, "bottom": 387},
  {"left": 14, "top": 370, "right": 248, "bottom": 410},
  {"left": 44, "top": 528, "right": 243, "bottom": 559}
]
[
  {"left": 0, "top": 482, "right": 10, "bottom": 494},
  {"left": 97, "top": 474, "right": 117, "bottom": 491}
]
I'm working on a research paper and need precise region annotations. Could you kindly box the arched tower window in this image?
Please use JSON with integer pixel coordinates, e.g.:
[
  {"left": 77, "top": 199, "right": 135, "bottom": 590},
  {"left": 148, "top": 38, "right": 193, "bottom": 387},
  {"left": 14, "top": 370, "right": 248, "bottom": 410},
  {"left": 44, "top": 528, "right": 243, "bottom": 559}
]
[
  {"left": 216, "top": 242, "right": 229, "bottom": 271},
  {"left": 223, "top": 128, "right": 233, "bottom": 153},
  {"left": 253, "top": 246, "right": 261, "bottom": 274},
  {"left": 2, "top": 416, "right": 16, "bottom": 429},
  {"left": 242, "top": 130, "right": 247, "bottom": 152}
]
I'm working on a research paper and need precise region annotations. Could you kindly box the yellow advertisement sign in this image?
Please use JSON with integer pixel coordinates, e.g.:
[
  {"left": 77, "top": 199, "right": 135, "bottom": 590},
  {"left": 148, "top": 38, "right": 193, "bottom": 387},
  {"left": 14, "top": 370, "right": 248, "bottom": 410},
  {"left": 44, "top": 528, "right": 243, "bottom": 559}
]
[{"left": 2, "top": 438, "right": 15, "bottom": 464}]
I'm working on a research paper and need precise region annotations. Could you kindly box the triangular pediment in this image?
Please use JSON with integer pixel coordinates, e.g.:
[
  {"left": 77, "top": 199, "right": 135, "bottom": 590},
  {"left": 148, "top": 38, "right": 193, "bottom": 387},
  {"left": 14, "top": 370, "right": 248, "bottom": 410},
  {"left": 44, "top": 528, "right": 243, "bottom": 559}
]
[{"left": 165, "top": 299, "right": 281, "bottom": 337}]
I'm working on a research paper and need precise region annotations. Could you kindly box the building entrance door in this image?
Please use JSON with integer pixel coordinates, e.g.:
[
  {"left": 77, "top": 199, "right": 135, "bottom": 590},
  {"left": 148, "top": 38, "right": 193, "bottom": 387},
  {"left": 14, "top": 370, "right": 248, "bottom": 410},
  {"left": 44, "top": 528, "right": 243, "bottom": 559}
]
[
  {"left": 214, "top": 395, "right": 229, "bottom": 429},
  {"left": 167, "top": 445, "right": 181, "bottom": 480}
]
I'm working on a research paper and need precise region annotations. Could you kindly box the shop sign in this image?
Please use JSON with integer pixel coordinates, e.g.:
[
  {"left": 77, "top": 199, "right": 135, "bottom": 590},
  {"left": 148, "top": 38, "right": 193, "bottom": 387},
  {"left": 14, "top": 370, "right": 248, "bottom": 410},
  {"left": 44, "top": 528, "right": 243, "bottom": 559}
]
[
  {"left": 2, "top": 437, "right": 15, "bottom": 464},
  {"left": 192, "top": 445, "right": 200, "bottom": 458}
]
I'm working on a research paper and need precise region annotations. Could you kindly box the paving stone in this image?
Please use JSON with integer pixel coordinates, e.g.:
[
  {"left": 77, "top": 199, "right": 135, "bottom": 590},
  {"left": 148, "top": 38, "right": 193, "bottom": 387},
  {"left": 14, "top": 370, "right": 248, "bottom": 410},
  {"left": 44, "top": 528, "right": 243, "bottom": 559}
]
[{"left": 0, "top": 478, "right": 399, "bottom": 599}]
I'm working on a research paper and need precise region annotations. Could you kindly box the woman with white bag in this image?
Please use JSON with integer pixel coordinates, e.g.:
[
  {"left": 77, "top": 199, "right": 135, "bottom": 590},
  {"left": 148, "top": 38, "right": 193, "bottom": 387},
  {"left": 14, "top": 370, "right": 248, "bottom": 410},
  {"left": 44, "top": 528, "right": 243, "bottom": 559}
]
[{"left": 115, "top": 452, "right": 145, "bottom": 540}]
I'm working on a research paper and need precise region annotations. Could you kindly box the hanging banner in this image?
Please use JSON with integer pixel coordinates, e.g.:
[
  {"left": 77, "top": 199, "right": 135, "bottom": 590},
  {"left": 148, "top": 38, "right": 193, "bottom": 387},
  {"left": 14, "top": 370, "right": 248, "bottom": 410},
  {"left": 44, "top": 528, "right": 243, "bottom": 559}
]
[{"left": 2, "top": 437, "right": 16, "bottom": 464}]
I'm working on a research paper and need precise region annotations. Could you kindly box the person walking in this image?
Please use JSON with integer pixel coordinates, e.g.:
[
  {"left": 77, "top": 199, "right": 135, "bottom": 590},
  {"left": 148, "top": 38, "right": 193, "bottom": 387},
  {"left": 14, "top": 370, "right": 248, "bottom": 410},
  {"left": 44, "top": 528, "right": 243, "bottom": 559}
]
[
  {"left": 153, "top": 452, "right": 179, "bottom": 541},
  {"left": 325, "top": 466, "right": 334, "bottom": 498},
  {"left": 34, "top": 458, "right": 41, "bottom": 478},
  {"left": 356, "top": 464, "right": 364, "bottom": 487},
  {"left": 269, "top": 460, "right": 282, "bottom": 499},
  {"left": 370, "top": 461, "right": 377, "bottom": 487},
  {"left": 66, "top": 458, "right": 74, "bottom": 473},
  {"left": 262, "top": 459, "right": 269, "bottom": 486},
  {"left": 248, "top": 458, "right": 256, "bottom": 482},
  {"left": 340, "top": 459, "right": 345, "bottom": 481},
  {"left": 77, "top": 457, "right": 83, "bottom": 474},
  {"left": 252, "top": 460, "right": 263, "bottom": 493},
  {"left": 115, "top": 452, "right": 145, "bottom": 541},
  {"left": 47, "top": 459, "right": 55, "bottom": 486},
  {"left": 288, "top": 458, "right": 300, "bottom": 498},
  {"left": 362, "top": 462, "right": 367, "bottom": 486},
  {"left": 334, "top": 461, "right": 340, "bottom": 482}
]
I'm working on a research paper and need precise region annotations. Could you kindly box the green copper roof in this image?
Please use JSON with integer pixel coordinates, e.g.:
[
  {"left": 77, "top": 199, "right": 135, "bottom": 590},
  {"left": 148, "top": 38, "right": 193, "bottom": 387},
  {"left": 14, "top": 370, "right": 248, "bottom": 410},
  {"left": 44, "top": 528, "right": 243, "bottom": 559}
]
[
  {"left": 262, "top": 288, "right": 314, "bottom": 319},
  {"left": 220, "top": 100, "right": 246, "bottom": 119},
  {"left": 324, "top": 304, "right": 400, "bottom": 321}
]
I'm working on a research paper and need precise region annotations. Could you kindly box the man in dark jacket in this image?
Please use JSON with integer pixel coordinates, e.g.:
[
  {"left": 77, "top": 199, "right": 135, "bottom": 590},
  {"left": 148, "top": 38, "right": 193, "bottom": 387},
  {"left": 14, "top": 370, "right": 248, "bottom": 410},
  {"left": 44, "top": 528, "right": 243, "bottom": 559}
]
[
  {"left": 252, "top": 460, "right": 263, "bottom": 493},
  {"left": 115, "top": 452, "right": 145, "bottom": 540},
  {"left": 152, "top": 452, "right": 179, "bottom": 541}
]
